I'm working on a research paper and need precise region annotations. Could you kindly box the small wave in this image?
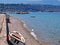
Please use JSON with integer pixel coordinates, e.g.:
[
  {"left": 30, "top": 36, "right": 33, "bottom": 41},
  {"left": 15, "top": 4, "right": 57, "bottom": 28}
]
[{"left": 30, "top": 29, "right": 38, "bottom": 40}]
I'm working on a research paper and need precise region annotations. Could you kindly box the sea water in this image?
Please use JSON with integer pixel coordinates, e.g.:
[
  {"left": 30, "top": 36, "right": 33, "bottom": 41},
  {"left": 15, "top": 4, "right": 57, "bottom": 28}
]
[{"left": 9, "top": 12, "right": 60, "bottom": 45}]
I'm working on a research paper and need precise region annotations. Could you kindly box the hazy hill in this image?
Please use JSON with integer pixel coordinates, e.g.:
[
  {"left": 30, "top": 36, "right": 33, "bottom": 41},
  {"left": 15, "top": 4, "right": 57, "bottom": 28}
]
[{"left": 0, "top": 4, "right": 60, "bottom": 13}]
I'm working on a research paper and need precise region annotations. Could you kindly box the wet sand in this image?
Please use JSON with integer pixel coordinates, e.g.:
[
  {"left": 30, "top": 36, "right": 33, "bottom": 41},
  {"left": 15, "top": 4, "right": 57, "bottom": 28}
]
[{"left": 0, "top": 14, "right": 49, "bottom": 45}]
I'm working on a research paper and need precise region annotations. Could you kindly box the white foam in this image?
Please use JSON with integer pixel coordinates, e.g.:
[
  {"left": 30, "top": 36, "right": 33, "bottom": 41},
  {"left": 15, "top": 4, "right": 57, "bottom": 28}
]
[{"left": 30, "top": 29, "right": 38, "bottom": 40}]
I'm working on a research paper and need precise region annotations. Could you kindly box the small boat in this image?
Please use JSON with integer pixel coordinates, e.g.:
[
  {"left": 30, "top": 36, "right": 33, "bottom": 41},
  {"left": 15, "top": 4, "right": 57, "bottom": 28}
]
[
  {"left": 30, "top": 16, "right": 36, "bottom": 18},
  {"left": 8, "top": 31, "right": 25, "bottom": 45}
]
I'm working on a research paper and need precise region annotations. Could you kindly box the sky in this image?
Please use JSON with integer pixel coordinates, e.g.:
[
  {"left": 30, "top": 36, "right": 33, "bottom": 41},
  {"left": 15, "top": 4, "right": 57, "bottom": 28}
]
[{"left": 0, "top": 0, "right": 60, "bottom": 5}]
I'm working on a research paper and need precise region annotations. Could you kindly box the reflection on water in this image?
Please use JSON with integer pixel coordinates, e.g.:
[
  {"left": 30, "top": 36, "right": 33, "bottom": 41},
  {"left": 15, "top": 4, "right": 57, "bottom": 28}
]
[{"left": 9, "top": 12, "right": 60, "bottom": 45}]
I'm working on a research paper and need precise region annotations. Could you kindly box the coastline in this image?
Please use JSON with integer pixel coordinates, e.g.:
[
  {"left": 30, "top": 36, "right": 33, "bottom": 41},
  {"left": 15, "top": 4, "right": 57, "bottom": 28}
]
[
  {"left": 9, "top": 15, "right": 40, "bottom": 45},
  {"left": 9, "top": 15, "right": 49, "bottom": 45},
  {"left": 0, "top": 14, "right": 49, "bottom": 45}
]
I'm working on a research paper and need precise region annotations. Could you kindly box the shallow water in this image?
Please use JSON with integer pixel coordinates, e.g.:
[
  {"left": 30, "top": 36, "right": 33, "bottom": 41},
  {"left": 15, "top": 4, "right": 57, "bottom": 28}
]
[{"left": 9, "top": 12, "right": 60, "bottom": 45}]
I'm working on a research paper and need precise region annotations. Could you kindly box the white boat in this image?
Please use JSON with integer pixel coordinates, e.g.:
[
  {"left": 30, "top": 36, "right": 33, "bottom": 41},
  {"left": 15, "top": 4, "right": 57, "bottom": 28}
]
[{"left": 8, "top": 31, "right": 25, "bottom": 45}]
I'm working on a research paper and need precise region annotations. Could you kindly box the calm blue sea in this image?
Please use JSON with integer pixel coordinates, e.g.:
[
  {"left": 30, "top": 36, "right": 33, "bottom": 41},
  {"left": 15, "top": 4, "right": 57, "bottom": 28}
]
[{"left": 9, "top": 12, "right": 60, "bottom": 45}]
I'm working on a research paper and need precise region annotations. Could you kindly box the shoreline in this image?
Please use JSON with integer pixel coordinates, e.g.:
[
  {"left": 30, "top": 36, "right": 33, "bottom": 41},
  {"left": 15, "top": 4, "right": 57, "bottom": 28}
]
[
  {"left": 8, "top": 15, "right": 41, "bottom": 45},
  {"left": 9, "top": 15, "right": 49, "bottom": 45},
  {"left": 10, "top": 15, "right": 40, "bottom": 42},
  {"left": 0, "top": 14, "right": 49, "bottom": 45}
]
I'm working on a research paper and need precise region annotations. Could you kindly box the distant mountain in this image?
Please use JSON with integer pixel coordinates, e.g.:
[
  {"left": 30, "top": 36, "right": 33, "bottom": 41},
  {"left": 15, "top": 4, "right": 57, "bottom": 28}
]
[{"left": 0, "top": 4, "right": 60, "bottom": 13}]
